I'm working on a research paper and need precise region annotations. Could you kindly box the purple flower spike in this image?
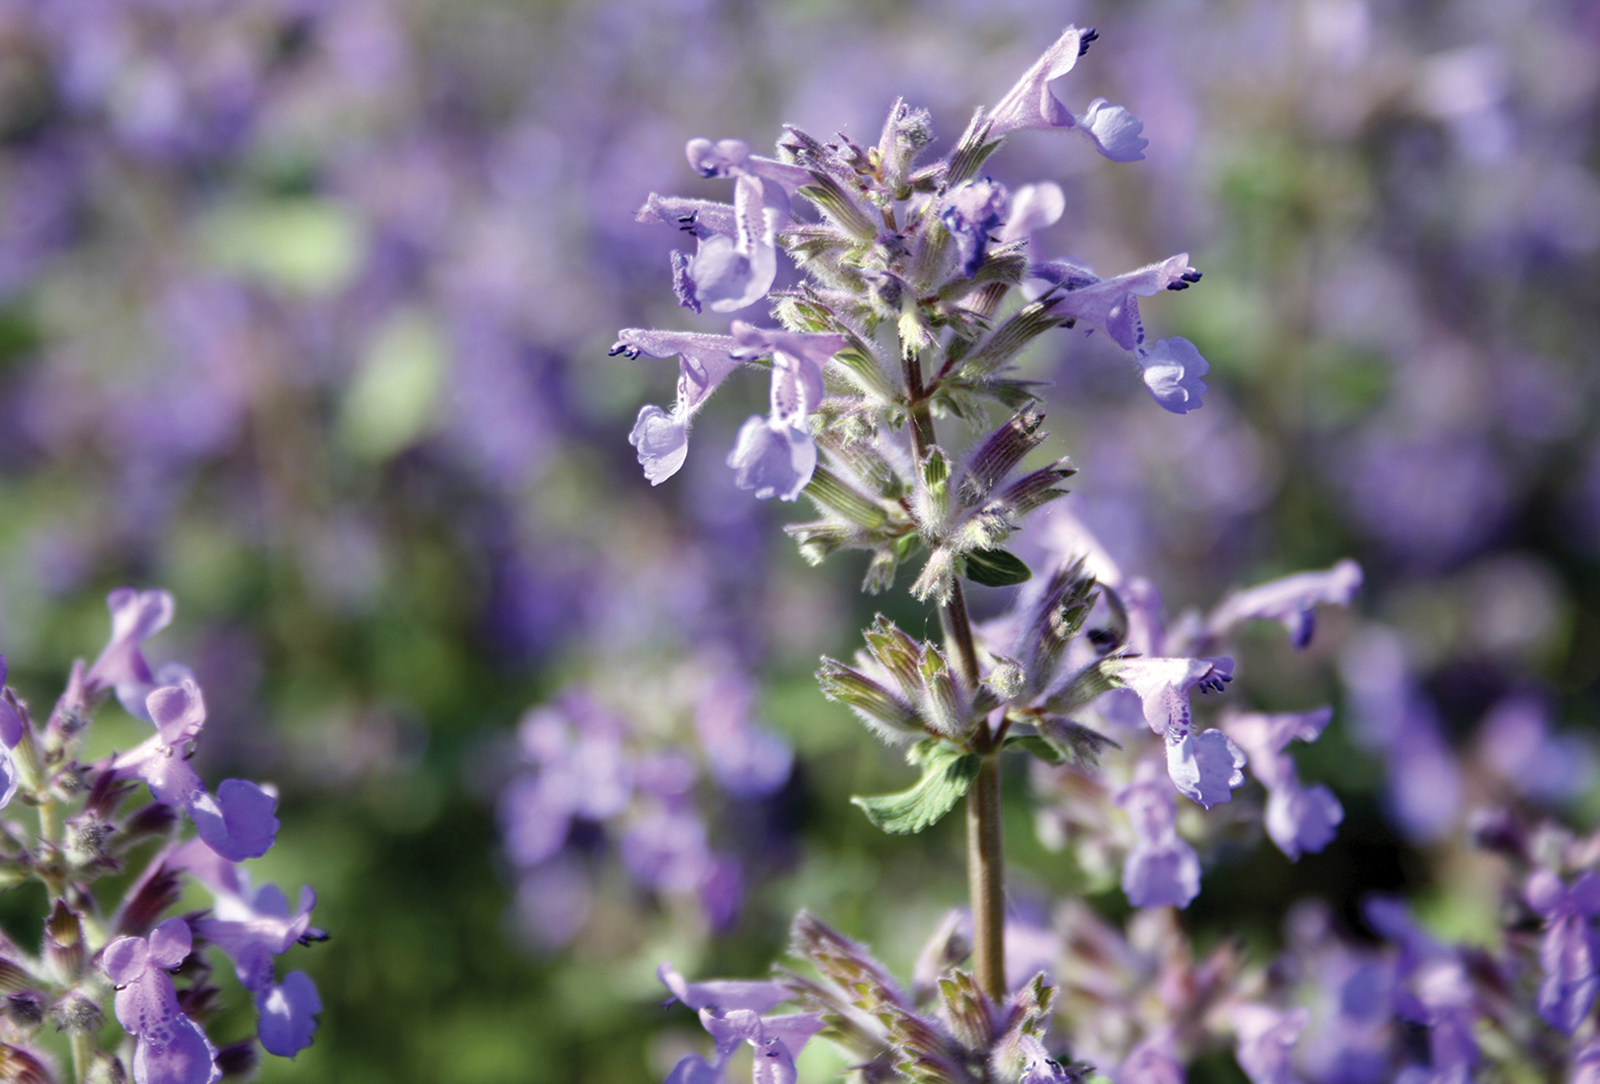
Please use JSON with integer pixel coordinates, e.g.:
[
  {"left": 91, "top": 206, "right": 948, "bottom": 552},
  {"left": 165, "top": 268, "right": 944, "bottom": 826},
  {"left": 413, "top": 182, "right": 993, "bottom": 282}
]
[
  {"left": 256, "top": 972, "right": 321, "bottom": 1058},
  {"left": 1137, "top": 338, "right": 1210, "bottom": 414},
  {"left": 988, "top": 26, "right": 1092, "bottom": 136},
  {"left": 1232, "top": 1004, "right": 1309, "bottom": 1084},
  {"left": 190, "top": 778, "right": 279, "bottom": 861},
  {"left": 103, "top": 917, "right": 220, "bottom": 1084},
  {"left": 1115, "top": 766, "right": 1201, "bottom": 908},
  {"left": 940, "top": 178, "right": 1009, "bottom": 278},
  {"left": 1527, "top": 870, "right": 1600, "bottom": 1034},
  {"left": 1076, "top": 98, "right": 1148, "bottom": 161},
  {"left": 86, "top": 588, "right": 177, "bottom": 717},
  {"left": 615, "top": 330, "right": 744, "bottom": 486},
  {"left": 1208, "top": 560, "right": 1363, "bottom": 649}
]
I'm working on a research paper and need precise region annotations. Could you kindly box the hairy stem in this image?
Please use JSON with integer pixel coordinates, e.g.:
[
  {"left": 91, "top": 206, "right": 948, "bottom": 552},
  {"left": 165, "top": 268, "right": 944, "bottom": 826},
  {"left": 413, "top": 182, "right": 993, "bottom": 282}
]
[
  {"left": 901, "top": 348, "right": 936, "bottom": 462},
  {"left": 966, "top": 757, "right": 1005, "bottom": 1002},
  {"left": 907, "top": 343, "right": 1007, "bottom": 1001},
  {"left": 941, "top": 581, "right": 982, "bottom": 696}
]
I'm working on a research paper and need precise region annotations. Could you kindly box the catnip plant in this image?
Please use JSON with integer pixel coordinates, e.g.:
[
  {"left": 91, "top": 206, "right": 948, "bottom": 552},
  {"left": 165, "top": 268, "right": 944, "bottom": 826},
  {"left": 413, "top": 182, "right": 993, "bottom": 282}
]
[
  {"left": 564, "top": 21, "right": 1600, "bottom": 1084},
  {"left": 605, "top": 23, "right": 1348, "bottom": 1081},
  {"left": 0, "top": 589, "right": 322, "bottom": 1084}
]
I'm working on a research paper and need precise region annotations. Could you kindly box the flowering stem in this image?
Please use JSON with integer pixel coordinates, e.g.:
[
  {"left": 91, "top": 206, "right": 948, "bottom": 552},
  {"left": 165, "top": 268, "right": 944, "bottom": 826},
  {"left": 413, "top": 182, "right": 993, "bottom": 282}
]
[
  {"left": 906, "top": 337, "right": 1007, "bottom": 1001},
  {"left": 966, "top": 756, "right": 1005, "bottom": 1002}
]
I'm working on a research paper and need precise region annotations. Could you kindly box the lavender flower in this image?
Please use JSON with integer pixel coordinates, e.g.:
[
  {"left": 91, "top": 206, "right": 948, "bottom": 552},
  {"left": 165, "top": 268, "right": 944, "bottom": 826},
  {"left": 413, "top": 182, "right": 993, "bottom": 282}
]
[
  {"left": 108, "top": 679, "right": 280, "bottom": 861},
  {"left": 1224, "top": 708, "right": 1343, "bottom": 861},
  {"left": 987, "top": 26, "right": 1148, "bottom": 161},
  {"left": 173, "top": 839, "right": 324, "bottom": 1057},
  {"left": 1104, "top": 656, "right": 1244, "bottom": 808},
  {"left": 1114, "top": 765, "right": 1201, "bottom": 908},
  {"left": 614, "top": 329, "right": 744, "bottom": 486},
  {"left": 1526, "top": 870, "right": 1600, "bottom": 1034},
  {"left": 102, "top": 918, "right": 221, "bottom": 1084},
  {"left": 1232, "top": 1004, "right": 1309, "bottom": 1084},
  {"left": 1207, "top": 560, "right": 1364, "bottom": 650},
  {"left": 84, "top": 587, "right": 178, "bottom": 718}
]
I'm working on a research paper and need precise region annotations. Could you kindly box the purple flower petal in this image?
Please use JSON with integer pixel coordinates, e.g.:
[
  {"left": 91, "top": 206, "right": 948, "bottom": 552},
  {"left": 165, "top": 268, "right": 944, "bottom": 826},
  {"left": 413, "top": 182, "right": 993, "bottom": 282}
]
[
  {"left": 1264, "top": 782, "right": 1343, "bottom": 860},
  {"left": 191, "top": 779, "right": 279, "bottom": 861},
  {"left": 657, "top": 963, "right": 791, "bottom": 1014},
  {"left": 146, "top": 679, "right": 207, "bottom": 748},
  {"left": 1137, "top": 337, "right": 1209, "bottom": 414},
  {"left": 987, "top": 26, "right": 1091, "bottom": 136},
  {"left": 1208, "top": 560, "right": 1362, "bottom": 648},
  {"left": 727, "top": 417, "right": 816, "bottom": 502},
  {"left": 940, "top": 178, "right": 1008, "bottom": 278},
  {"left": 1233, "top": 1004, "right": 1309, "bottom": 1084},
  {"left": 256, "top": 971, "right": 321, "bottom": 1058},
  {"left": 1165, "top": 727, "right": 1246, "bottom": 808},
  {"left": 1076, "top": 98, "right": 1148, "bottom": 161},
  {"left": 629, "top": 405, "right": 690, "bottom": 486},
  {"left": 86, "top": 587, "right": 176, "bottom": 716},
  {"left": 996, "top": 183, "right": 1065, "bottom": 245},
  {"left": 1115, "top": 770, "right": 1201, "bottom": 908}
]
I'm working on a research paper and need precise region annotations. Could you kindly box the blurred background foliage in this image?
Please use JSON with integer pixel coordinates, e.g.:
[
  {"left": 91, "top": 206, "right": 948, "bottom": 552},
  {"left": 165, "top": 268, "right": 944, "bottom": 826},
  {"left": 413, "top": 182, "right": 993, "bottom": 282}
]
[{"left": 0, "top": 0, "right": 1596, "bottom": 1080}]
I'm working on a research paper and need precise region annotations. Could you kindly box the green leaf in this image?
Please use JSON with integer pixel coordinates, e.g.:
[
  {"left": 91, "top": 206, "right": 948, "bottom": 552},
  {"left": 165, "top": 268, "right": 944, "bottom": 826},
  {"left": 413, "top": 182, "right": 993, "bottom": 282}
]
[
  {"left": 964, "top": 547, "right": 1032, "bottom": 587},
  {"left": 851, "top": 742, "right": 981, "bottom": 834},
  {"left": 1002, "top": 734, "right": 1067, "bottom": 766}
]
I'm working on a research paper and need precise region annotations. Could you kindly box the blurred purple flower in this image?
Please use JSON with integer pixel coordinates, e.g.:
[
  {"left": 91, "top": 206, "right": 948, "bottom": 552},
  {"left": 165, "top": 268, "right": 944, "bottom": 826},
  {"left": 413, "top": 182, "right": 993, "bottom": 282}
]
[
  {"left": 941, "top": 178, "right": 1009, "bottom": 278},
  {"left": 1224, "top": 708, "right": 1343, "bottom": 861},
  {"left": 1231, "top": 1003, "right": 1308, "bottom": 1084},
  {"left": 1114, "top": 765, "right": 1200, "bottom": 908},
  {"left": 1527, "top": 870, "right": 1600, "bottom": 1035},
  {"left": 695, "top": 676, "right": 793, "bottom": 799},
  {"left": 1207, "top": 560, "right": 1363, "bottom": 649},
  {"left": 85, "top": 587, "right": 177, "bottom": 718}
]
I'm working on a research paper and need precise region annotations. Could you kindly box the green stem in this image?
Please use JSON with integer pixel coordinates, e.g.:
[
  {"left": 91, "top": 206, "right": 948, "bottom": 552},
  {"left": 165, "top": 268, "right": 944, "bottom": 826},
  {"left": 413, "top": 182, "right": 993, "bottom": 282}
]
[
  {"left": 901, "top": 348, "right": 936, "bottom": 462},
  {"left": 941, "top": 581, "right": 982, "bottom": 698},
  {"left": 906, "top": 340, "right": 1006, "bottom": 1002},
  {"left": 966, "top": 757, "right": 1005, "bottom": 1003},
  {"left": 71, "top": 1030, "right": 91, "bottom": 1084}
]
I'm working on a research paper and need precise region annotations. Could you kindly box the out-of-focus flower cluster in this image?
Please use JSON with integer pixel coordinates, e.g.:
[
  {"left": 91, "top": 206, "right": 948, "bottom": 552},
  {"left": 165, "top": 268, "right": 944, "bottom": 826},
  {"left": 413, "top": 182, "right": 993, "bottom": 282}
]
[
  {"left": 0, "top": 588, "right": 321, "bottom": 1084},
  {"left": 498, "top": 661, "right": 794, "bottom": 951}
]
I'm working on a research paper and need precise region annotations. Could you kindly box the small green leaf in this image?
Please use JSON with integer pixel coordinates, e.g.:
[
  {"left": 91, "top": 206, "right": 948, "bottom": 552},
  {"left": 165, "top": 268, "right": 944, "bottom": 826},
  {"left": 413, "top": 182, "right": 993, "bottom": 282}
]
[
  {"left": 1002, "top": 734, "right": 1067, "bottom": 766},
  {"left": 851, "top": 742, "right": 981, "bottom": 834},
  {"left": 964, "top": 547, "right": 1032, "bottom": 587}
]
